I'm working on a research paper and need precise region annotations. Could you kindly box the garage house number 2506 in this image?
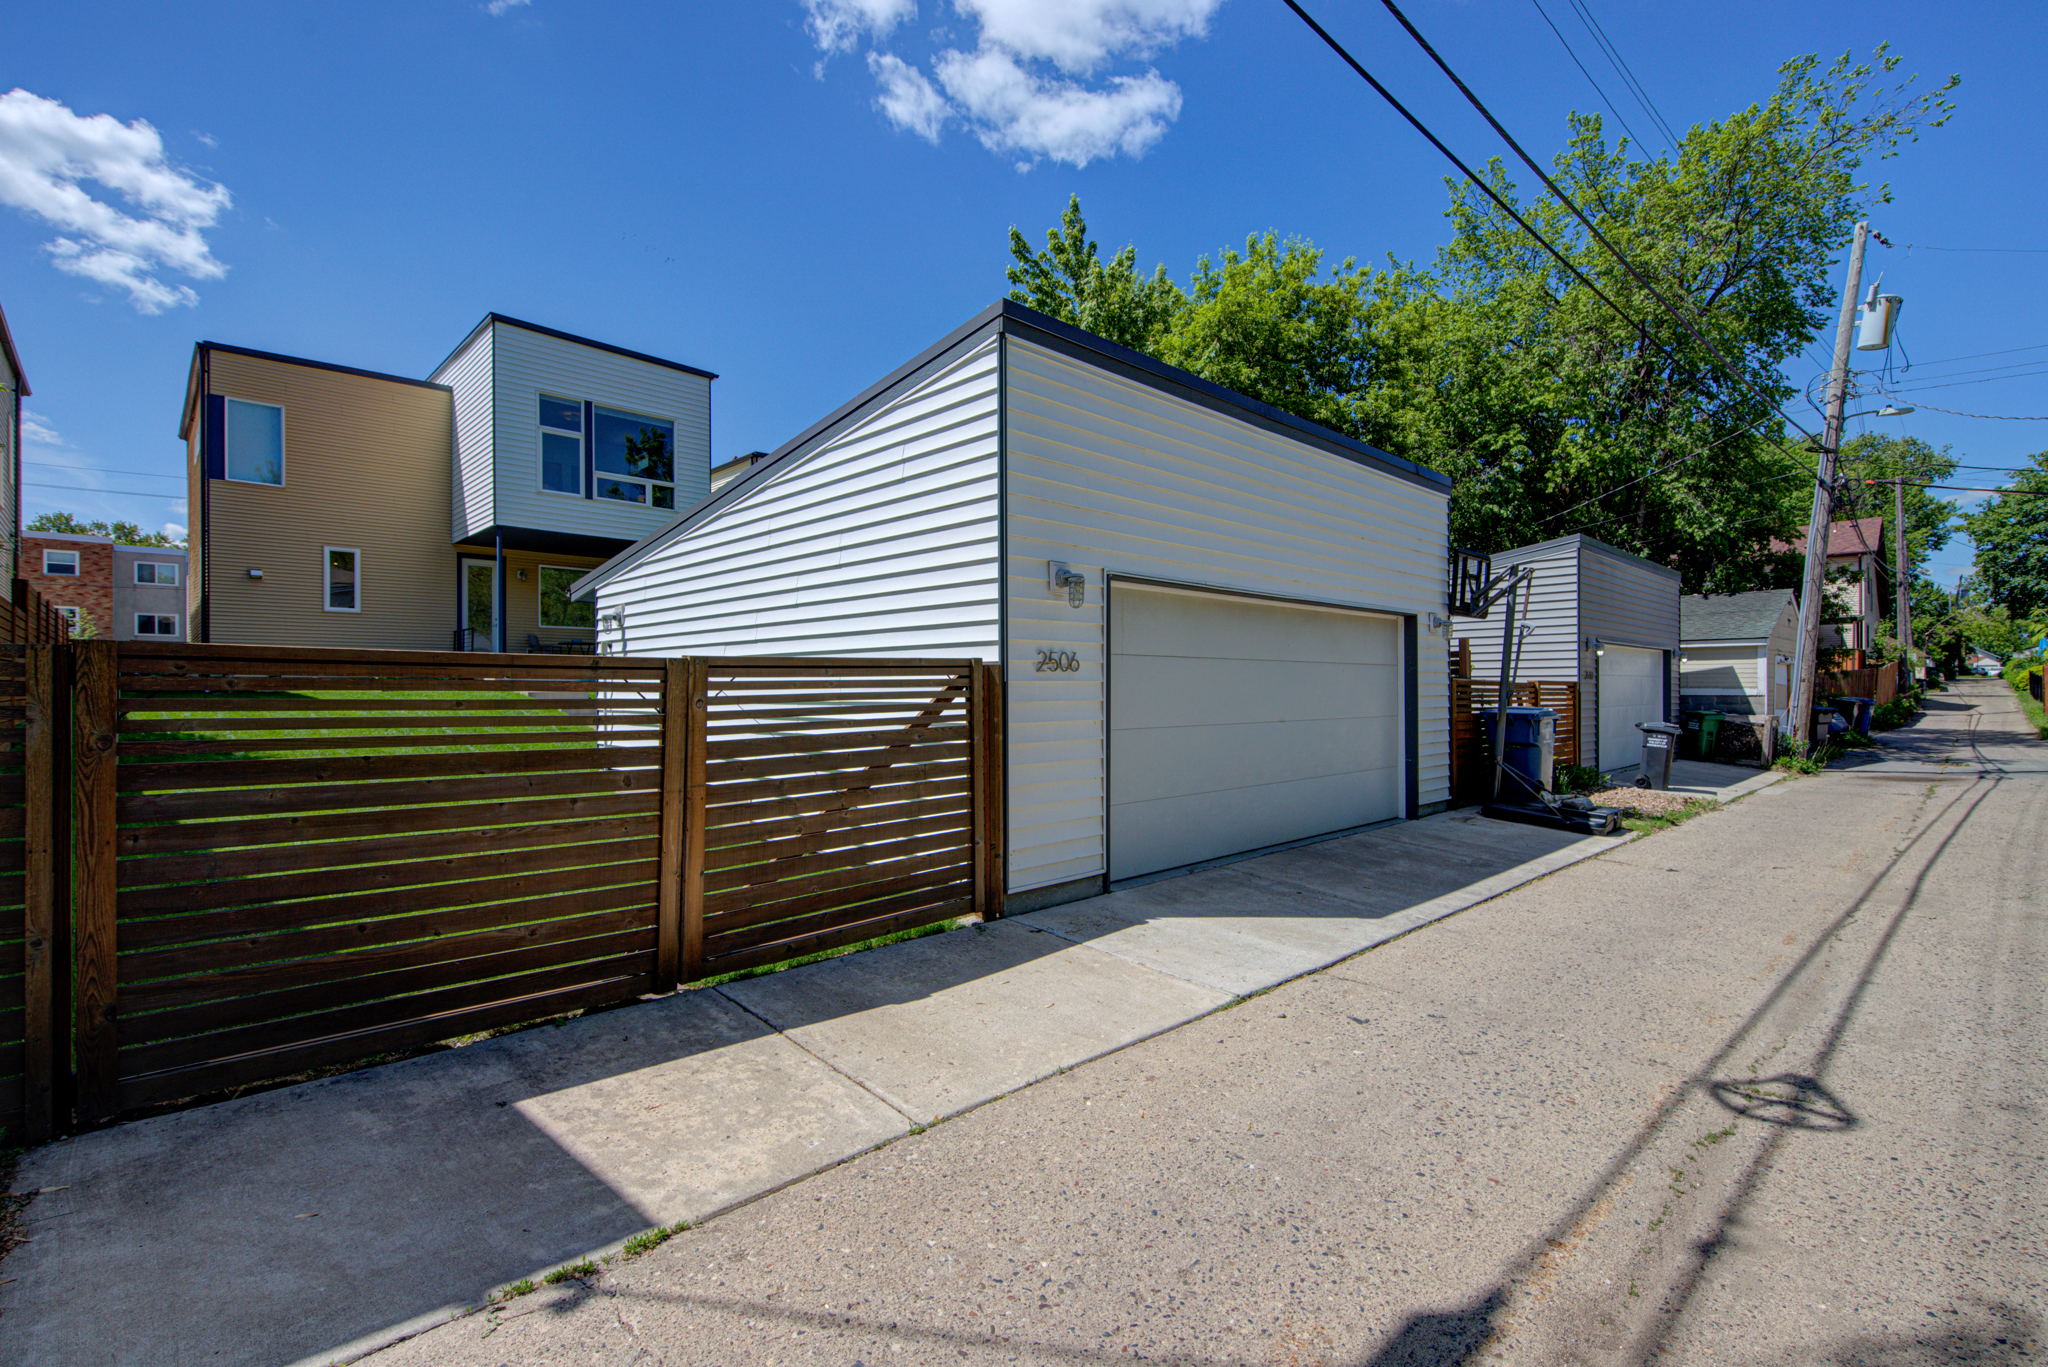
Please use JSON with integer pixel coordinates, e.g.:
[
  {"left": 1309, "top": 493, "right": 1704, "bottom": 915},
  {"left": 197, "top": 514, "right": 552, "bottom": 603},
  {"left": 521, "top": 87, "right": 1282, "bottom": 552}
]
[{"left": 1034, "top": 650, "right": 1081, "bottom": 673}]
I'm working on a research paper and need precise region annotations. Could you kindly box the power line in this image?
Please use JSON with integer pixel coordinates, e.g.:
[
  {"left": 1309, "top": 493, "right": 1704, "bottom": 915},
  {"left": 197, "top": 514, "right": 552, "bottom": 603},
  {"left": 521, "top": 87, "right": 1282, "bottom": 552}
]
[
  {"left": 22, "top": 481, "right": 185, "bottom": 499},
  {"left": 1881, "top": 366, "right": 2048, "bottom": 395},
  {"left": 1526, "top": 0, "right": 1651, "bottom": 150},
  {"left": 25, "top": 459, "right": 183, "bottom": 480},
  {"left": 1899, "top": 483, "right": 2048, "bottom": 496},
  {"left": 1563, "top": 0, "right": 1680, "bottom": 147},
  {"left": 1360, "top": 0, "right": 1827, "bottom": 452},
  {"left": 1877, "top": 396, "right": 2048, "bottom": 422},
  {"left": 1887, "top": 340, "right": 2048, "bottom": 371},
  {"left": 1535, "top": 410, "right": 1803, "bottom": 530},
  {"left": 1905, "top": 244, "right": 2048, "bottom": 254}
]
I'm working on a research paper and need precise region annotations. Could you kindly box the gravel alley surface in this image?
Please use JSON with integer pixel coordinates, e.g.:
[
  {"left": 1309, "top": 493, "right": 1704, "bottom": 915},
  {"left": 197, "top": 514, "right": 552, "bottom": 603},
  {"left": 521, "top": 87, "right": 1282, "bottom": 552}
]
[{"left": 366, "top": 680, "right": 2044, "bottom": 1367}]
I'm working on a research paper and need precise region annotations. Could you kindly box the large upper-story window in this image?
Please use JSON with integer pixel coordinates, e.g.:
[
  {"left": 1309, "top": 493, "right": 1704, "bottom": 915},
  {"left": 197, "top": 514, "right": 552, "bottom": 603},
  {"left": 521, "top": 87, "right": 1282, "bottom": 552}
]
[
  {"left": 592, "top": 405, "right": 676, "bottom": 510},
  {"left": 224, "top": 398, "right": 284, "bottom": 485},
  {"left": 539, "top": 396, "right": 583, "bottom": 495},
  {"left": 134, "top": 560, "right": 179, "bottom": 586}
]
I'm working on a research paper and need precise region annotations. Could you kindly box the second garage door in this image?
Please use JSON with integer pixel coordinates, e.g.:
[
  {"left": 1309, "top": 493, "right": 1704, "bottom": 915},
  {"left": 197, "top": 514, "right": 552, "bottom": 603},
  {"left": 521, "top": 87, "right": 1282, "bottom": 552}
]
[
  {"left": 1597, "top": 643, "right": 1667, "bottom": 773},
  {"left": 1108, "top": 584, "right": 1404, "bottom": 880}
]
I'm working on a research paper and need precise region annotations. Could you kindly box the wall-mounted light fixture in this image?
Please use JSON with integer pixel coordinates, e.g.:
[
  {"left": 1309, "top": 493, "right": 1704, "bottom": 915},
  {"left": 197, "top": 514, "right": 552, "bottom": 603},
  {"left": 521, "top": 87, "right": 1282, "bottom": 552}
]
[
  {"left": 1047, "top": 560, "right": 1086, "bottom": 608},
  {"left": 246, "top": 568, "right": 263, "bottom": 579},
  {"left": 517, "top": 568, "right": 529, "bottom": 581}
]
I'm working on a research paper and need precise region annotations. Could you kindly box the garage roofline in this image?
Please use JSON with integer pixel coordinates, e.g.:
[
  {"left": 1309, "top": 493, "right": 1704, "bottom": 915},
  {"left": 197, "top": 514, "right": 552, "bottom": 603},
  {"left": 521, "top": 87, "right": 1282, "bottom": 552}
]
[{"left": 572, "top": 300, "right": 1450, "bottom": 599}]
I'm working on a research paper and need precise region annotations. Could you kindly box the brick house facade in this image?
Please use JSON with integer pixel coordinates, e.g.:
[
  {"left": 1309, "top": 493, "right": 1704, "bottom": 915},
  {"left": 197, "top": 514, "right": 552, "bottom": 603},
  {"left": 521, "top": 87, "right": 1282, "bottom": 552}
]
[{"left": 22, "top": 532, "right": 115, "bottom": 636}]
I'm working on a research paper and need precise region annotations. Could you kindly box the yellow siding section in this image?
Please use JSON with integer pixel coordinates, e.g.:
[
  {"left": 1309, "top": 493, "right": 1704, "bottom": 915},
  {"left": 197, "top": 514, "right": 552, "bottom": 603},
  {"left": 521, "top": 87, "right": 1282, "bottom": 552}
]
[
  {"left": 453, "top": 545, "right": 608, "bottom": 651},
  {"left": 196, "top": 352, "right": 456, "bottom": 649}
]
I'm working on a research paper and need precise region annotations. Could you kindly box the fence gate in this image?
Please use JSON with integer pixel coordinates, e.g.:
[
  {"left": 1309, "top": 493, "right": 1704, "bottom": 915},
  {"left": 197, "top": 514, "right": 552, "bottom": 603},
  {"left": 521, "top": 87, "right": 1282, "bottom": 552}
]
[{"left": 686, "top": 658, "right": 1002, "bottom": 980}]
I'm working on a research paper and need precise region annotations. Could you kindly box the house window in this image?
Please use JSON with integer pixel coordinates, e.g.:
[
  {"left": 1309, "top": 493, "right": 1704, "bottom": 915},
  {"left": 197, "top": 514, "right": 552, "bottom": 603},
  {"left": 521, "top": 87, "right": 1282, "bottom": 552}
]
[
  {"left": 54, "top": 606, "right": 79, "bottom": 630},
  {"left": 538, "top": 566, "right": 596, "bottom": 630},
  {"left": 539, "top": 396, "right": 583, "bottom": 495},
  {"left": 591, "top": 405, "right": 676, "bottom": 510},
  {"left": 224, "top": 398, "right": 285, "bottom": 485},
  {"left": 42, "top": 549, "right": 79, "bottom": 576},
  {"left": 134, "top": 561, "right": 180, "bottom": 586},
  {"left": 324, "top": 547, "right": 360, "bottom": 612},
  {"left": 135, "top": 613, "right": 179, "bottom": 637}
]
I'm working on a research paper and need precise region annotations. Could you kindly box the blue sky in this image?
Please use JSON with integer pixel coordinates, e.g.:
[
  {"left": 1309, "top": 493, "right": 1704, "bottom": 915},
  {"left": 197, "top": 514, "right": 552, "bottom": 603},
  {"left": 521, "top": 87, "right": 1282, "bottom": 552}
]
[{"left": 4, "top": 0, "right": 2043, "bottom": 588}]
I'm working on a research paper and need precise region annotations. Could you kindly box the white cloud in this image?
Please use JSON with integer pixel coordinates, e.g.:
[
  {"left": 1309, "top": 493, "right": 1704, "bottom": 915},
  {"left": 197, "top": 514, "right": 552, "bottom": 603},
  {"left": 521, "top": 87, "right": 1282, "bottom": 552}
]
[
  {"left": 0, "top": 89, "right": 230, "bottom": 313},
  {"left": 868, "top": 53, "right": 950, "bottom": 141},
  {"left": 934, "top": 47, "right": 1181, "bottom": 164},
  {"left": 813, "top": 0, "right": 1215, "bottom": 166},
  {"left": 484, "top": 0, "right": 530, "bottom": 14},
  {"left": 162, "top": 521, "right": 188, "bottom": 541},
  {"left": 953, "top": 0, "right": 1221, "bottom": 75},
  {"left": 20, "top": 409, "right": 63, "bottom": 447},
  {"left": 805, "top": 0, "right": 916, "bottom": 55}
]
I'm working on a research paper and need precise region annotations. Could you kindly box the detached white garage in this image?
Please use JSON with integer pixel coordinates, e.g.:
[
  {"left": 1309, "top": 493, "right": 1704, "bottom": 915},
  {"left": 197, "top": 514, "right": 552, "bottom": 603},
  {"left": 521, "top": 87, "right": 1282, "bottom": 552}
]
[
  {"left": 1449, "top": 533, "right": 1682, "bottom": 776},
  {"left": 577, "top": 301, "right": 1453, "bottom": 908}
]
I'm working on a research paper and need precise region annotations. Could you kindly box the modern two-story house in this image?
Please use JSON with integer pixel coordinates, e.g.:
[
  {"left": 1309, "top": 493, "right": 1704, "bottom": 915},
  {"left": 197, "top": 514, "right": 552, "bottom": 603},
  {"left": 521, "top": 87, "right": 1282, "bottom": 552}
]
[{"left": 179, "top": 316, "right": 713, "bottom": 650}]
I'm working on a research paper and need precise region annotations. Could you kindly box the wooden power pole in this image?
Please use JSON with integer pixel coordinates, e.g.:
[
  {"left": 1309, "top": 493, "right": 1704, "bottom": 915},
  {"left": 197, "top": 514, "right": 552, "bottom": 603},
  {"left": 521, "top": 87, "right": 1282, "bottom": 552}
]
[
  {"left": 1789, "top": 220, "right": 1871, "bottom": 752},
  {"left": 1893, "top": 474, "right": 1913, "bottom": 666}
]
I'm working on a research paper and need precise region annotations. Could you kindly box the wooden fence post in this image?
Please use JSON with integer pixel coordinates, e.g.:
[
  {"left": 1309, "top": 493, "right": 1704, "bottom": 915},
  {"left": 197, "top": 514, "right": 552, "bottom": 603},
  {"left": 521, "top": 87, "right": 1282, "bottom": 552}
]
[
  {"left": 71, "top": 640, "right": 120, "bottom": 1126},
  {"left": 20, "top": 646, "right": 60, "bottom": 1142},
  {"left": 971, "top": 661, "right": 1006, "bottom": 920},
  {"left": 653, "top": 658, "right": 686, "bottom": 992},
  {"left": 679, "top": 658, "right": 708, "bottom": 982}
]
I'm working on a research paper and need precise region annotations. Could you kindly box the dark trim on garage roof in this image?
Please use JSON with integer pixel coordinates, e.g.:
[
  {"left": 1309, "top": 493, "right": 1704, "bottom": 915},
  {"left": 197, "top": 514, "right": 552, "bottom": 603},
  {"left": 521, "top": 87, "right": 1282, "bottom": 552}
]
[
  {"left": 195, "top": 341, "right": 453, "bottom": 392},
  {"left": 1488, "top": 532, "right": 1681, "bottom": 581},
  {"left": 0, "top": 302, "right": 28, "bottom": 397},
  {"left": 573, "top": 300, "right": 1450, "bottom": 598},
  {"left": 432, "top": 314, "right": 718, "bottom": 382}
]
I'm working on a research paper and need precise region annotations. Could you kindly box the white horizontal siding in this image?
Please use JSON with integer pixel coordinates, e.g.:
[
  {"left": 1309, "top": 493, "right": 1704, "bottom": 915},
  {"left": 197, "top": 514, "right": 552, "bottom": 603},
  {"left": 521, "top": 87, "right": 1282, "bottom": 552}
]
[
  {"left": 489, "top": 322, "right": 713, "bottom": 543},
  {"left": 1580, "top": 543, "right": 1681, "bottom": 760},
  {"left": 1450, "top": 541, "right": 1581, "bottom": 684},
  {"left": 1003, "top": 337, "right": 1451, "bottom": 894},
  {"left": 1682, "top": 645, "right": 1760, "bottom": 692},
  {"left": 434, "top": 327, "right": 494, "bottom": 542},
  {"left": 595, "top": 338, "right": 1001, "bottom": 660}
]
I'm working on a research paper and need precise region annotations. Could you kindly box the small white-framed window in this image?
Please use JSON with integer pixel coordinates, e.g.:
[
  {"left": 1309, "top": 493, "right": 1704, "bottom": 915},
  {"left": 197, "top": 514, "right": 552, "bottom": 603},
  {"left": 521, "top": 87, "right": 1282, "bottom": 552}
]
[
  {"left": 538, "top": 395, "right": 583, "bottom": 496},
  {"left": 224, "top": 397, "right": 285, "bottom": 485},
  {"left": 134, "top": 560, "right": 180, "bottom": 586},
  {"left": 54, "top": 606, "right": 79, "bottom": 628},
  {"left": 324, "top": 547, "right": 360, "bottom": 612},
  {"left": 538, "top": 565, "right": 597, "bottom": 629},
  {"left": 134, "top": 613, "right": 179, "bottom": 637},
  {"left": 42, "top": 549, "right": 79, "bottom": 576}
]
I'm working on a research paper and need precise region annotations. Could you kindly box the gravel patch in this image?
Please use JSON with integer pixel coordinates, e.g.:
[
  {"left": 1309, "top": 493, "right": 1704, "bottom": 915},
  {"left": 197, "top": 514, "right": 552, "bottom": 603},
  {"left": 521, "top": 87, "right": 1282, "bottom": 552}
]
[{"left": 1586, "top": 787, "right": 1714, "bottom": 817}]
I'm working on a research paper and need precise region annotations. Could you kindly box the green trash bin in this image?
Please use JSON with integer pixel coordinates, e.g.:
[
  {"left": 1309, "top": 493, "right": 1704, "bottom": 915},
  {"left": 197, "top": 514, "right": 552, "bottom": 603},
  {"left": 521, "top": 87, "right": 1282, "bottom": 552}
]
[{"left": 1681, "top": 709, "right": 1723, "bottom": 761}]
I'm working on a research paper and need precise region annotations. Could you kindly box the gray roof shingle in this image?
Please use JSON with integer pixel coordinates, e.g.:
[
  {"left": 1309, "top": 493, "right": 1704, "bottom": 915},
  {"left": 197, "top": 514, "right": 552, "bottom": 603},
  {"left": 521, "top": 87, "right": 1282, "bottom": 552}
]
[{"left": 1681, "top": 589, "right": 1795, "bottom": 643}]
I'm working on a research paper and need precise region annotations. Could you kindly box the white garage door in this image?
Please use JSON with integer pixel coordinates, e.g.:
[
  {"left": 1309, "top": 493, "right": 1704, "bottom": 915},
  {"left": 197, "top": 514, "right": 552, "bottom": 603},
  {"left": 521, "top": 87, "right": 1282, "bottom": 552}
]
[
  {"left": 1109, "top": 584, "right": 1403, "bottom": 880},
  {"left": 1598, "top": 644, "right": 1667, "bottom": 773}
]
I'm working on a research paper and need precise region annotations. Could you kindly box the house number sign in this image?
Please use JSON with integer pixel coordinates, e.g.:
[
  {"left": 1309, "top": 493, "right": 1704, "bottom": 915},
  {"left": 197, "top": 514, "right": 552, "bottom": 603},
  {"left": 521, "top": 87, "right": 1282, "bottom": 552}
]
[{"left": 1034, "top": 650, "right": 1082, "bottom": 673}]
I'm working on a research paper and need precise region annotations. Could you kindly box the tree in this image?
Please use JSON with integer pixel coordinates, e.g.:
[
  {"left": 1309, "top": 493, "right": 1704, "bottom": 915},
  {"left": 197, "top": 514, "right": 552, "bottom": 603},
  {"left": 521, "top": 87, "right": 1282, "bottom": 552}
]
[
  {"left": 27, "top": 512, "right": 185, "bottom": 548},
  {"left": 1004, "top": 49, "right": 1958, "bottom": 591},
  {"left": 1963, "top": 449, "right": 2048, "bottom": 618}
]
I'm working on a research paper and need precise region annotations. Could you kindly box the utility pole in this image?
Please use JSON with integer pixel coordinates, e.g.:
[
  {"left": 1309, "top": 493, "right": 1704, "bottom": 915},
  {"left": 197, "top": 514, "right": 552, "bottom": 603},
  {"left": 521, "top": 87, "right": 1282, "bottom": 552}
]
[
  {"left": 1788, "top": 220, "right": 1871, "bottom": 752},
  {"left": 1893, "top": 473, "right": 1913, "bottom": 668}
]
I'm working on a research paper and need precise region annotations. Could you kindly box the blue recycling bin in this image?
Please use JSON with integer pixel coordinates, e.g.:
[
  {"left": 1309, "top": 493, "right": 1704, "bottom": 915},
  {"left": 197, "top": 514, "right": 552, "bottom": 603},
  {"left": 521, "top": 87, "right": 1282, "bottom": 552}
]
[
  {"left": 1478, "top": 706, "right": 1558, "bottom": 796},
  {"left": 1835, "top": 696, "right": 1874, "bottom": 735}
]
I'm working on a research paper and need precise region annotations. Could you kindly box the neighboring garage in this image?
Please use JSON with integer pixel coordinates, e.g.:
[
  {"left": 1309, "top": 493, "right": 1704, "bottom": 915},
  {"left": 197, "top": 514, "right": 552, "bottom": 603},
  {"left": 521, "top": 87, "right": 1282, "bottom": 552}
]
[
  {"left": 1450, "top": 533, "right": 1682, "bottom": 776},
  {"left": 575, "top": 301, "right": 1454, "bottom": 908}
]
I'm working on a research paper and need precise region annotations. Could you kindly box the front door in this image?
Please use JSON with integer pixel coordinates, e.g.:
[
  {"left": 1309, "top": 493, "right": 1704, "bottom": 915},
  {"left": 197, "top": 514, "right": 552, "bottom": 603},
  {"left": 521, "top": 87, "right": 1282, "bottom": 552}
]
[{"left": 460, "top": 558, "right": 497, "bottom": 650}]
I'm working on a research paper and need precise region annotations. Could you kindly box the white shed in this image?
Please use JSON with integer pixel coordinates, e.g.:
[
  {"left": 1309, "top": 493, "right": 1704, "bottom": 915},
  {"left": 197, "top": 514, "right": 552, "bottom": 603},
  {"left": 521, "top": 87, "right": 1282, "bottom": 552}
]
[
  {"left": 576, "top": 302, "right": 1455, "bottom": 909},
  {"left": 1450, "top": 534, "right": 1681, "bottom": 777}
]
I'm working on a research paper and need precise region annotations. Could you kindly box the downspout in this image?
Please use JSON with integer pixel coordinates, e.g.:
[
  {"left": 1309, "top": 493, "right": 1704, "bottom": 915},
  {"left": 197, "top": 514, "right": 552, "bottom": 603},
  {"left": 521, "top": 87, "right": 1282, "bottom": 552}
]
[{"left": 494, "top": 531, "right": 506, "bottom": 652}]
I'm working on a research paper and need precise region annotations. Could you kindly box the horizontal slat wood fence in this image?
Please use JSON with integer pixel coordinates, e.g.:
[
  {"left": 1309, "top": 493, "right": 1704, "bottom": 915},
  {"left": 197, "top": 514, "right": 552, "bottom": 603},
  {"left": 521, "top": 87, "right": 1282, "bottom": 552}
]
[
  {"left": 693, "top": 659, "right": 1001, "bottom": 978},
  {"left": 1448, "top": 679, "right": 1581, "bottom": 800},
  {"left": 3, "top": 638, "right": 1002, "bottom": 1136}
]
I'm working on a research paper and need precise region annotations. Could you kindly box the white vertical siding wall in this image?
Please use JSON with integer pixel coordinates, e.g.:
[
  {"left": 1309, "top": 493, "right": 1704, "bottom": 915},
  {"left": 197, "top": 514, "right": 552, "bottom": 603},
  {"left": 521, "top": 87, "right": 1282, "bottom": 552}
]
[
  {"left": 436, "top": 328, "right": 495, "bottom": 542},
  {"left": 1002, "top": 337, "right": 1451, "bottom": 894},
  {"left": 486, "top": 323, "right": 713, "bottom": 543},
  {"left": 594, "top": 338, "right": 1001, "bottom": 658}
]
